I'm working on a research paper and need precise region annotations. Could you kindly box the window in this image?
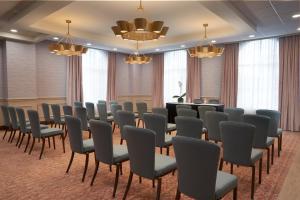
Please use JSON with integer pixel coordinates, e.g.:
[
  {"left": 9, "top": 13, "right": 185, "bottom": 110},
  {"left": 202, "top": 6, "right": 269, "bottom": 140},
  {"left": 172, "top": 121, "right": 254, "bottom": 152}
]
[
  {"left": 164, "top": 50, "right": 187, "bottom": 103},
  {"left": 82, "top": 48, "right": 108, "bottom": 104},
  {"left": 237, "top": 38, "right": 279, "bottom": 111}
]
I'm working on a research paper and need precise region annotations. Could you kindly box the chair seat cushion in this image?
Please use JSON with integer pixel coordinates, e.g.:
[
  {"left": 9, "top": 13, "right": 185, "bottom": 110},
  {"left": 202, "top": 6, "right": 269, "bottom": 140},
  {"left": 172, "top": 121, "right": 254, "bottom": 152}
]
[
  {"left": 215, "top": 171, "right": 237, "bottom": 199},
  {"left": 82, "top": 138, "right": 95, "bottom": 153},
  {"left": 266, "top": 137, "right": 275, "bottom": 146},
  {"left": 113, "top": 145, "right": 129, "bottom": 163},
  {"left": 164, "top": 134, "right": 173, "bottom": 146},
  {"left": 167, "top": 123, "right": 176, "bottom": 132},
  {"left": 41, "top": 128, "right": 64, "bottom": 137},
  {"left": 251, "top": 148, "right": 263, "bottom": 164},
  {"left": 154, "top": 154, "right": 177, "bottom": 177}
]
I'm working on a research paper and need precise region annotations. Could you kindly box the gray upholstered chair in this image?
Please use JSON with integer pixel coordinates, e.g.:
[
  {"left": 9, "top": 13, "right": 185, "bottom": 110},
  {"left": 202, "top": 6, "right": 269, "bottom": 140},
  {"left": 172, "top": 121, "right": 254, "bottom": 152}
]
[
  {"left": 63, "top": 105, "right": 73, "bottom": 116},
  {"left": 1, "top": 105, "right": 11, "bottom": 140},
  {"left": 117, "top": 110, "right": 136, "bottom": 145},
  {"left": 27, "top": 110, "right": 65, "bottom": 159},
  {"left": 65, "top": 116, "right": 94, "bottom": 182},
  {"left": 173, "top": 136, "right": 237, "bottom": 200},
  {"left": 193, "top": 98, "right": 204, "bottom": 104},
  {"left": 143, "top": 113, "right": 173, "bottom": 155},
  {"left": 122, "top": 126, "right": 177, "bottom": 200},
  {"left": 177, "top": 108, "right": 197, "bottom": 118},
  {"left": 198, "top": 105, "right": 216, "bottom": 140},
  {"left": 98, "top": 100, "right": 106, "bottom": 104},
  {"left": 175, "top": 116, "right": 203, "bottom": 139},
  {"left": 86, "top": 102, "right": 99, "bottom": 120},
  {"left": 74, "top": 107, "right": 91, "bottom": 138},
  {"left": 208, "top": 99, "right": 220, "bottom": 104},
  {"left": 89, "top": 120, "right": 129, "bottom": 197},
  {"left": 74, "top": 101, "right": 83, "bottom": 108},
  {"left": 256, "top": 109, "right": 282, "bottom": 157},
  {"left": 243, "top": 114, "right": 275, "bottom": 174},
  {"left": 41, "top": 103, "right": 54, "bottom": 127},
  {"left": 111, "top": 104, "right": 122, "bottom": 132},
  {"left": 219, "top": 121, "right": 263, "bottom": 199},
  {"left": 97, "top": 103, "right": 113, "bottom": 123},
  {"left": 136, "top": 102, "right": 148, "bottom": 127},
  {"left": 152, "top": 107, "right": 176, "bottom": 134},
  {"left": 7, "top": 106, "right": 20, "bottom": 143},
  {"left": 110, "top": 100, "right": 118, "bottom": 106},
  {"left": 51, "top": 104, "right": 65, "bottom": 130},
  {"left": 176, "top": 105, "right": 191, "bottom": 113},
  {"left": 224, "top": 108, "right": 244, "bottom": 122},
  {"left": 205, "top": 111, "right": 228, "bottom": 143},
  {"left": 123, "top": 101, "right": 133, "bottom": 112}
]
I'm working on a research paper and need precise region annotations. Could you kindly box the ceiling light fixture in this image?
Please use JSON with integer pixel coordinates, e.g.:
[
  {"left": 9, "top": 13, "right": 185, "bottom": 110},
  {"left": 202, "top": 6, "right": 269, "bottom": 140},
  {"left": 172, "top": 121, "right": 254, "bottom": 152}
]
[
  {"left": 155, "top": 48, "right": 160, "bottom": 51},
  {"left": 211, "top": 40, "right": 216, "bottom": 43},
  {"left": 297, "top": 27, "right": 300, "bottom": 31},
  {"left": 188, "top": 24, "right": 224, "bottom": 58},
  {"left": 86, "top": 43, "right": 92, "bottom": 46},
  {"left": 48, "top": 20, "right": 88, "bottom": 56},
  {"left": 53, "top": 37, "right": 59, "bottom": 40},
  {"left": 249, "top": 34, "right": 255, "bottom": 38},
  {"left": 292, "top": 14, "right": 300, "bottom": 18},
  {"left": 112, "top": 0, "right": 169, "bottom": 41},
  {"left": 113, "top": 48, "right": 118, "bottom": 51},
  {"left": 180, "top": 44, "right": 185, "bottom": 48},
  {"left": 10, "top": 29, "right": 18, "bottom": 33},
  {"left": 125, "top": 41, "right": 152, "bottom": 64}
]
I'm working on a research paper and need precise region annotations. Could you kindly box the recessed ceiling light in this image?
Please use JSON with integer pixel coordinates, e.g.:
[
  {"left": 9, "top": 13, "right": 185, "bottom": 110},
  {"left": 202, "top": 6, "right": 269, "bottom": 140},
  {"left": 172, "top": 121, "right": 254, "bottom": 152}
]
[
  {"left": 249, "top": 34, "right": 255, "bottom": 38},
  {"left": 297, "top": 27, "right": 300, "bottom": 31},
  {"left": 155, "top": 48, "right": 160, "bottom": 51},
  {"left": 53, "top": 37, "right": 59, "bottom": 40},
  {"left": 113, "top": 48, "right": 117, "bottom": 51},
  {"left": 86, "top": 43, "right": 92, "bottom": 46},
  {"left": 134, "top": 51, "right": 138, "bottom": 55},
  {"left": 292, "top": 14, "right": 300, "bottom": 18},
  {"left": 211, "top": 40, "right": 216, "bottom": 43},
  {"left": 180, "top": 44, "right": 185, "bottom": 48},
  {"left": 10, "top": 29, "right": 18, "bottom": 33}
]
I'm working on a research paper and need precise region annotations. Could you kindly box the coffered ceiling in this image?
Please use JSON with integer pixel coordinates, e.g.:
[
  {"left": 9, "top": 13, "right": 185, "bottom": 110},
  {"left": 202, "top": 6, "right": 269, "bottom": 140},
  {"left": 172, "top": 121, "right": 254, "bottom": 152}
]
[{"left": 0, "top": 0, "right": 299, "bottom": 53}]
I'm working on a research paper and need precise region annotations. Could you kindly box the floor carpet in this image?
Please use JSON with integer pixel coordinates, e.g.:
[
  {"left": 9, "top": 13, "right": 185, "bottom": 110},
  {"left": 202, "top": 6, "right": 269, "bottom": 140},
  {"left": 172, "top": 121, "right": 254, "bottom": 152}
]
[{"left": 0, "top": 129, "right": 299, "bottom": 200}]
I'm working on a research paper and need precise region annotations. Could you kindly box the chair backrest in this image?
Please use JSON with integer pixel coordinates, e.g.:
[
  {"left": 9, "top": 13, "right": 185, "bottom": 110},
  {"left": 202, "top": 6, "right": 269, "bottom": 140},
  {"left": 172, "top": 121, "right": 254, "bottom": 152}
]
[
  {"left": 74, "top": 107, "right": 89, "bottom": 131},
  {"left": 117, "top": 110, "right": 136, "bottom": 139},
  {"left": 63, "top": 105, "right": 73, "bottom": 116},
  {"left": 109, "top": 100, "right": 118, "bottom": 109},
  {"left": 152, "top": 107, "right": 168, "bottom": 118},
  {"left": 208, "top": 99, "right": 220, "bottom": 104},
  {"left": 177, "top": 108, "right": 197, "bottom": 118},
  {"left": 224, "top": 108, "right": 244, "bottom": 122},
  {"left": 173, "top": 136, "right": 220, "bottom": 200},
  {"left": 206, "top": 111, "right": 228, "bottom": 142},
  {"left": 41, "top": 103, "right": 51, "bottom": 122},
  {"left": 176, "top": 105, "right": 191, "bottom": 113},
  {"left": 74, "top": 101, "right": 83, "bottom": 108},
  {"left": 143, "top": 113, "right": 166, "bottom": 147},
  {"left": 16, "top": 108, "right": 28, "bottom": 133},
  {"left": 98, "top": 100, "right": 106, "bottom": 104},
  {"left": 85, "top": 102, "right": 95, "bottom": 120},
  {"left": 65, "top": 116, "right": 84, "bottom": 153},
  {"left": 111, "top": 104, "right": 122, "bottom": 124},
  {"left": 51, "top": 104, "right": 62, "bottom": 123},
  {"left": 256, "top": 109, "right": 280, "bottom": 137},
  {"left": 8, "top": 106, "right": 18, "bottom": 129},
  {"left": 193, "top": 98, "right": 204, "bottom": 104},
  {"left": 243, "top": 114, "right": 271, "bottom": 148},
  {"left": 97, "top": 103, "right": 108, "bottom": 122},
  {"left": 123, "top": 101, "right": 133, "bottom": 112},
  {"left": 124, "top": 126, "right": 155, "bottom": 179},
  {"left": 27, "top": 110, "right": 41, "bottom": 138},
  {"left": 220, "top": 121, "right": 255, "bottom": 166},
  {"left": 90, "top": 120, "right": 114, "bottom": 164},
  {"left": 136, "top": 102, "right": 147, "bottom": 119},
  {"left": 1, "top": 105, "right": 10, "bottom": 127},
  {"left": 198, "top": 106, "right": 216, "bottom": 126},
  {"left": 175, "top": 116, "right": 203, "bottom": 139}
]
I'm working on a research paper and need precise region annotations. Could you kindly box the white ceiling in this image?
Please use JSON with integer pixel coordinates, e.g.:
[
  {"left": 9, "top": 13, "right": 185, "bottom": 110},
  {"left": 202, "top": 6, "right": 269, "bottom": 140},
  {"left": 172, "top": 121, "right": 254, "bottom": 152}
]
[{"left": 0, "top": 0, "right": 299, "bottom": 53}]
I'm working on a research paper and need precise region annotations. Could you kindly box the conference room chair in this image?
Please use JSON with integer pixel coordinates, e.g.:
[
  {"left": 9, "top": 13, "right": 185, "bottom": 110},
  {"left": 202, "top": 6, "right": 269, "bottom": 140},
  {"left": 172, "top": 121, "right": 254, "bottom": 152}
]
[
  {"left": 51, "top": 104, "right": 65, "bottom": 131},
  {"left": 122, "top": 126, "right": 177, "bottom": 200},
  {"left": 136, "top": 102, "right": 148, "bottom": 128},
  {"left": 117, "top": 110, "right": 136, "bottom": 145},
  {"left": 98, "top": 100, "right": 106, "bottom": 104},
  {"left": 89, "top": 120, "right": 129, "bottom": 197},
  {"left": 7, "top": 106, "right": 20, "bottom": 143},
  {"left": 65, "top": 116, "right": 94, "bottom": 182},
  {"left": 175, "top": 116, "right": 203, "bottom": 139},
  {"left": 219, "top": 121, "right": 263, "bottom": 199},
  {"left": 177, "top": 108, "right": 197, "bottom": 118},
  {"left": 152, "top": 107, "right": 176, "bottom": 134},
  {"left": 243, "top": 114, "right": 275, "bottom": 174},
  {"left": 143, "top": 113, "right": 173, "bottom": 155},
  {"left": 27, "top": 110, "right": 65, "bottom": 160},
  {"left": 193, "top": 98, "right": 204, "bottom": 104},
  {"left": 86, "top": 102, "right": 99, "bottom": 120},
  {"left": 224, "top": 108, "right": 245, "bottom": 122},
  {"left": 63, "top": 105, "right": 73, "bottom": 116},
  {"left": 208, "top": 99, "right": 220, "bottom": 104},
  {"left": 123, "top": 101, "right": 139, "bottom": 118},
  {"left": 1, "top": 105, "right": 11, "bottom": 141},
  {"left": 98, "top": 100, "right": 112, "bottom": 116},
  {"left": 256, "top": 109, "right": 282, "bottom": 157},
  {"left": 74, "top": 107, "right": 91, "bottom": 138},
  {"left": 97, "top": 103, "right": 114, "bottom": 123},
  {"left": 198, "top": 105, "right": 216, "bottom": 140},
  {"left": 74, "top": 101, "right": 83, "bottom": 108},
  {"left": 41, "top": 103, "right": 54, "bottom": 127},
  {"left": 176, "top": 105, "right": 191, "bottom": 113},
  {"left": 205, "top": 111, "right": 228, "bottom": 143},
  {"left": 173, "top": 136, "right": 238, "bottom": 200},
  {"left": 111, "top": 104, "right": 122, "bottom": 133}
]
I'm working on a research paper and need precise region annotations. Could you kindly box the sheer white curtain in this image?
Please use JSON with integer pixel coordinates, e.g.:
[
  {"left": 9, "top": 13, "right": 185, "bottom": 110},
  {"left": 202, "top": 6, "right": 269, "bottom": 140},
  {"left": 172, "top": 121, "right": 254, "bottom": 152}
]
[
  {"left": 82, "top": 48, "right": 108, "bottom": 105},
  {"left": 237, "top": 38, "right": 279, "bottom": 111},
  {"left": 164, "top": 50, "right": 187, "bottom": 103}
]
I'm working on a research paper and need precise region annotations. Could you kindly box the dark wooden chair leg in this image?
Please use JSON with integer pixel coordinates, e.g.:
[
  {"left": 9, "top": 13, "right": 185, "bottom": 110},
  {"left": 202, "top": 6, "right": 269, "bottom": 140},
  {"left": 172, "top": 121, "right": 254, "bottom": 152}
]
[
  {"left": 16, "top": 130, "right": 22, "bottom": 146},
  {"left": 156, "top": 178, "right": 162, "bottom": 200},
  {"left": 113, "top": 164, "right": 120, "bottom": 197},
  {"left": 48, "top": 137, "right": 51, "bottom": 148},
  {"left": 52, "top": 136, "right": 56, "bottom": 150},
  {"left": 271, "top": 143, "right": 274, "bottom": 165},
  {"left": 10, "top": 130, "right": 16, "bottom": 143},
  {"left": 120, "top": 163, "right": 123, "bottom": 175},
  {"left": 61, "top": 134, "right": 65, "bottom": 153},
  {"left": 8, "top": 129, "right": 13, "bottom": 142},
  {"left": 2, "top": 128, "right": 8, "bottom": 140},
  {"left": 259, "top": 158, "right": 262, "bottom": 184},
  {"left": 267, "top": 147, "right": 270, "bottom": 174},
  {"left": 120, "top": 139, "right": 123, "bottom": 145},
  {"left": 24, "top": 135, "right": 31, "bottom": 153},
  {"left": 90, "top": 160, "right": 99, "bottom": 186},
  {"left": 88, "top": 130, "right": 91, "bottom": 138},
  {"left": 113, "top": 123, "right": 116, "bottom": 133},
  {"left": 219, "top": 158, "right": 224, "bottom": 170},
  {"left": 160, "top": 147, "right": 163, "bottom": 154},
  {"left": 137, "top": 119, "right": 141, "bottom": 127},
  {"left": 166, "top": 147, "right": 170, "bottom": 156},
  {"left": 251, "top": 166, "right": 255, "bottom": 200},
  {"left": 66, "top": 152, "right": 75, "bottom": 173},
  {"left": 277, "top": 137, "right": 280, "bottom": 157},
  {"left": 39, "top": 138, "right": 46, "bottom": 160},
  {"left": 175, "top": 188, "right": 181, "bottom": 200},
  {"left": 29, "top": 137, "right": 36, "bottom": 155},
  {"left": 18, "top": 133, "right": 25, "bottom": 148},
  {"left": 230, "top": 163, "right": 233, "bottom": 174},
  {"left": 152, "top": 179, "right": 155, "bottom": 188},
  {"left": 139, "top": 176, "right": 142, "bottom": 183},
  {"left": 233, "top": 186, "right": 238, "bottom": 200},
  {"left": 123, "top": 171, "right": 133, "bottom": 200},
  {"left": 82, "top": 153, "right": 89, "bottom": 182}
]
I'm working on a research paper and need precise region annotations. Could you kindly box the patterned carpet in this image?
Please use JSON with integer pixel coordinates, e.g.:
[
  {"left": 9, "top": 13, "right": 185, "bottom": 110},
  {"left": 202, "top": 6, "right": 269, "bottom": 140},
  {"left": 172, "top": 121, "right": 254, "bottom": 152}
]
[{"left": 0, "top": 128, "right": 299, "bottom": 200}]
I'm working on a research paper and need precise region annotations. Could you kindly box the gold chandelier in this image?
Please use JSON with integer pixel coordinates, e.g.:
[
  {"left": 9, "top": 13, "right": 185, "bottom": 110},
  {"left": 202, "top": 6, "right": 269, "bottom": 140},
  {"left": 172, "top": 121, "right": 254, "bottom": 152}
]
[
  {"left": 111, "top": 0, "right": 169, "bottom": 41},
  {"left": 48, "top": 20, "right": 88, "bottom": 56},
  {"left": 188, "top": 24, "right": 224, "bottom": 58},
  {"left": 125, "top": 41, "right": 152, "bottom": 64}
]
